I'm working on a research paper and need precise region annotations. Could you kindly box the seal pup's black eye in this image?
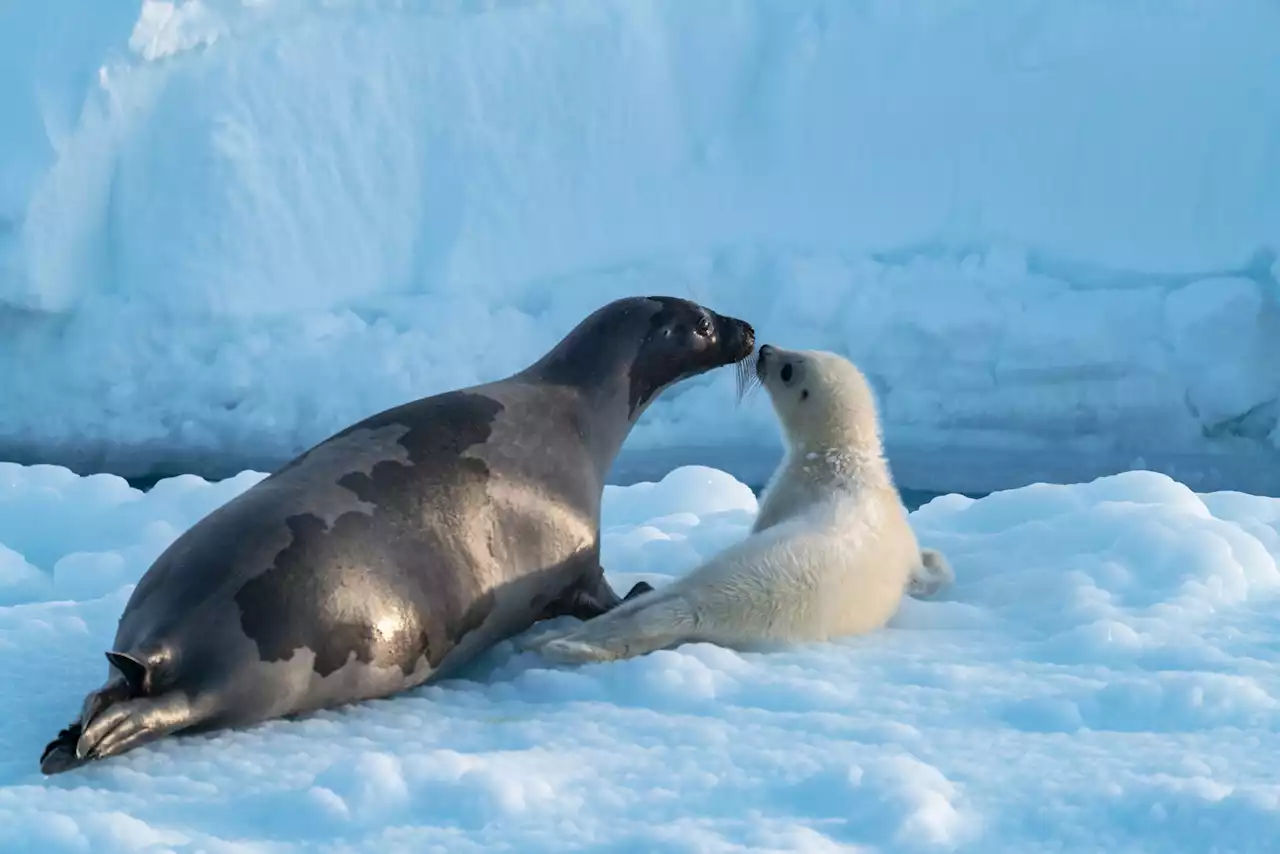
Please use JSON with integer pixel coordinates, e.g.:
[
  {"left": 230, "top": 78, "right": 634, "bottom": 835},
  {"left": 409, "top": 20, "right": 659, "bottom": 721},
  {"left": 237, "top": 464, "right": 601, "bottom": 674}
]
[{"left": 780, "top": 364, "right": 793, "bottom": 383}]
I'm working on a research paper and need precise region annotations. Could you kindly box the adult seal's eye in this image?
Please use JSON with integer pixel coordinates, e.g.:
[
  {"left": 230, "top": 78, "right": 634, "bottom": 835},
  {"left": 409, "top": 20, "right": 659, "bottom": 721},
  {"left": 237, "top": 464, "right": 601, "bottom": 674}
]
[
  {"left": 781, "top": 364, "right": 793, "bottom": 383},
  {"left": 696, "top": 316, "right": 712, "bottom": 337}
]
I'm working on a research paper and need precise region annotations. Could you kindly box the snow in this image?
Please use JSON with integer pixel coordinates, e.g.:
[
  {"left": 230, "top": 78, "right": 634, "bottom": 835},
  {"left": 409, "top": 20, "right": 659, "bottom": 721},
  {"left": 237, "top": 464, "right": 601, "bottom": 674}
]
[
  {"left": 2, "top": 0, "right": 1279, "bottom": 493},
  {"left": 3, "top": 461, "right": 1280, "bottom": 852}
]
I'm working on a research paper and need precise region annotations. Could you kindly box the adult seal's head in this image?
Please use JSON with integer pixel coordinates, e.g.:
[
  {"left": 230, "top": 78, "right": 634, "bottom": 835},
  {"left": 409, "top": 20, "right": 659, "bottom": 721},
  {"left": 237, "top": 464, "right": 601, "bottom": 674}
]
[
  {"left": 528, "top": 296, "right": 754, "bottom": 409},
  {"left": 521, "top": 296, "right": 755, "bottom": 457}
]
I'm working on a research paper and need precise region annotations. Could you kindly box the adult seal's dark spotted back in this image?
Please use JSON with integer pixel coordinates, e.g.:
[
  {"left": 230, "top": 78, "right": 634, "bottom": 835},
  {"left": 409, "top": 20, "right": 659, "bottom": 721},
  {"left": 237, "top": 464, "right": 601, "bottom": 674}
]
[{"left": 39, "top": 296, "right": 755, "bottom": 774}]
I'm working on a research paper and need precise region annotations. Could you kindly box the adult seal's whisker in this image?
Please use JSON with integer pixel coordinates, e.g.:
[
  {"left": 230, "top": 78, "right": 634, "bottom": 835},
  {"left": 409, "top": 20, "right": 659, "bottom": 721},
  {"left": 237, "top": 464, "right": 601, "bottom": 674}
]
[{"left": 735, "top": 350, "right": 761, "bottom": 406}]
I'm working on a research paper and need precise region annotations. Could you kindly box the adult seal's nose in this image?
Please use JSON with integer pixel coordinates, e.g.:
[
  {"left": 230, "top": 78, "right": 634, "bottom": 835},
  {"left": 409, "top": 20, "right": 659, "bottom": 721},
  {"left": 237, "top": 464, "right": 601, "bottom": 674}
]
[{"left": 718, "top": 315, "right": 756, "bottom": 358}]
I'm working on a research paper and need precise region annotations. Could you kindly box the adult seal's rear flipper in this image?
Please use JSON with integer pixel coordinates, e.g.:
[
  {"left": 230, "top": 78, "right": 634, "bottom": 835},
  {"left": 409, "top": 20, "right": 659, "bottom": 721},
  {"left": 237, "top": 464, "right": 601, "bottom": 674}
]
[
  {"left": 40, "top": 722, "right": 92, "bottom": 775},
  {"left": 40, "top": 649, "right": 210, "bottom": 775},
  {"left": 40, "top": 651, "right": 144, "bottom": 774},
  {"left": 104, "top": 651, "right": 149, "bottom": 693}
]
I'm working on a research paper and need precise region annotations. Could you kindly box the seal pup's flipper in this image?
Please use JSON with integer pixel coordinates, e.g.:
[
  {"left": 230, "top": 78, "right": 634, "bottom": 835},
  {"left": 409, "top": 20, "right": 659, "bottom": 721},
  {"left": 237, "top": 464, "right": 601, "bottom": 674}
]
[
  {"left": 536, "top": 590, "right": 695, "bottom": 663},
  {"left": 538, "top": 621, "right": 686, "bottom": 664},
  {"left": 907, "top": 548, "right": 954, "bottom": 599}
]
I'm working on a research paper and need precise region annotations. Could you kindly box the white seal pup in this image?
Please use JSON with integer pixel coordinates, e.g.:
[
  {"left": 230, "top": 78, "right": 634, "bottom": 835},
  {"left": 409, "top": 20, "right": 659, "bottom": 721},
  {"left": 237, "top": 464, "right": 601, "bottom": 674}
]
[{"left": 529, "top": 345, "right": 952, "bottom": 664}]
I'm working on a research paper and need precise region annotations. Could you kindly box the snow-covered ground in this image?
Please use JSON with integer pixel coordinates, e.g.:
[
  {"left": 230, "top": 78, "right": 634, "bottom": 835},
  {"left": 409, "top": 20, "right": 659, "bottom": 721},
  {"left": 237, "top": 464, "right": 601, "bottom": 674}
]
[
  {"left": 2, "top": 0, "right": 1279, "bottom": 493},
  {"left": 3, "top": 461, "right": 1279, "bottom": 852},
  {"left": 3, "top": 1, "right": 1278, "bottom": 849}
]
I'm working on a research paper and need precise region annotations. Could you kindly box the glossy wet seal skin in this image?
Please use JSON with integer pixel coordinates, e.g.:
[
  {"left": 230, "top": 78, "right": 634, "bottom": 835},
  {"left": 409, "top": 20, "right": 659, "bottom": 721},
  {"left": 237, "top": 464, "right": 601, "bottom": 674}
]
[{"left": 39, "top": 296, "right": 755, "bottom": 775}]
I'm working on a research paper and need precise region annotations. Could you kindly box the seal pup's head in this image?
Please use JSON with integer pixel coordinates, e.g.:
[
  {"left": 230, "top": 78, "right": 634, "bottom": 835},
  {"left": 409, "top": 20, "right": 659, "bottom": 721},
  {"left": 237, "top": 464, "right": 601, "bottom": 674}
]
[
  {"left": 754, "top": 345, "right": 885, "bottom": 466},
  {"left": 527, "top": 296, "right": 755, "bottom": 421}
]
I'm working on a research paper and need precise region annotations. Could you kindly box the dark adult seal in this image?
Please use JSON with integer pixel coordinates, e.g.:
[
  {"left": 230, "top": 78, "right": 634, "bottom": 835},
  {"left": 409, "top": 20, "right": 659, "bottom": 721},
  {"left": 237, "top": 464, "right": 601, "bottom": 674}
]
[{"left": 39, "top": 296, "right": 755, "bottom": 774}]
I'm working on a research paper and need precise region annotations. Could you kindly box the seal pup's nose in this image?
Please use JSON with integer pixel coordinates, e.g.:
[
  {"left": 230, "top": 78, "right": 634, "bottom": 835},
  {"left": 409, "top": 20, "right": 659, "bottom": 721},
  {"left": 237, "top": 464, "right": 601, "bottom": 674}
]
[{"left": 756, "top": 344, "right": 774, "bottom": 378}]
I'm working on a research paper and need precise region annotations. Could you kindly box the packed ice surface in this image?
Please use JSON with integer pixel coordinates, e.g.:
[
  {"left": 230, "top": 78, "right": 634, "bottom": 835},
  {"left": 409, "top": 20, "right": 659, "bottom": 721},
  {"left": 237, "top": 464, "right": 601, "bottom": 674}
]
[
  {"left": 2, "top": 0, "right": 1279, "bottom": 492},
  {"left": 3, "top": 461, "right": 1279, "bottom": 852}
]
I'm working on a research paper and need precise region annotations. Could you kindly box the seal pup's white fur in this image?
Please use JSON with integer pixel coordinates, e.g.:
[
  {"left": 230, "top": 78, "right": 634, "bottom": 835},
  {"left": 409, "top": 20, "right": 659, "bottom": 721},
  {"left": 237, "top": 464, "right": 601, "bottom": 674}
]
[{"left": 528, "top": 346, "right": 953, "bottom": 664}]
